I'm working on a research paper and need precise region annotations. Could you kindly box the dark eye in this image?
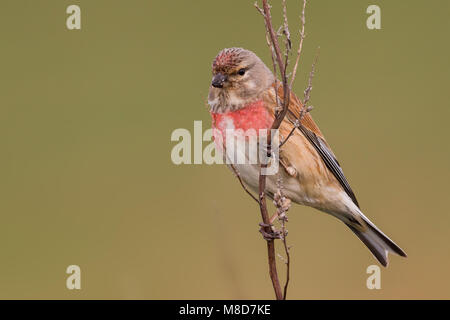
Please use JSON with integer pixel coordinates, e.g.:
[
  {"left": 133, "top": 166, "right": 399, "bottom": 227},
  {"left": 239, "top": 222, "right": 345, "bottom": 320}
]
[{"left": 238, "top": 68, "right": 246, "bottom": 76}]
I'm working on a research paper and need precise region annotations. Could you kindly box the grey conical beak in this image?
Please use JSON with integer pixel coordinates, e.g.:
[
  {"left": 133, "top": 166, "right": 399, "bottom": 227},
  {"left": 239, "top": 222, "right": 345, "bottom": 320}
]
[{"left": 211, "top": 73, "right": 228, "bottom": 88}]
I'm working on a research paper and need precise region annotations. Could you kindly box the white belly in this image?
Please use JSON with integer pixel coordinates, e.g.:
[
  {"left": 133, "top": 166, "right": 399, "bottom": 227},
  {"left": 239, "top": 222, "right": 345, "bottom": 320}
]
[{"left": 222, "top": 133, "right": 307, "bottom": 204}]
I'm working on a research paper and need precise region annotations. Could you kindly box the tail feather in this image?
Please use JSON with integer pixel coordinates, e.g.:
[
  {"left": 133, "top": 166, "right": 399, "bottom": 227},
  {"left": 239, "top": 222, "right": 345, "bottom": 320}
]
[{"left": 346, "top": 214, "right": 407, "bottom": 267}]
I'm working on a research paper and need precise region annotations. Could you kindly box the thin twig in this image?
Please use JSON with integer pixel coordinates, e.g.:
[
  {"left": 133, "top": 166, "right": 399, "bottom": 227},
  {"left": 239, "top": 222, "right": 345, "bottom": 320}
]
[
  {"left": 220, "top": 130, "right": 260, "bottom": 204},
  {"left": 279, "top": 104, "right": 313, "bottom": 149},
  {"left": 274, "top": 177, "right": 291, "bottom": 300},
  {"left": 282, "top": 0, "right": 292, "bottom": 73},
  {"left": 278, "top": 120, "right": 299, "bottom": 149},
  {"left": 282, "top": 238, "right": 290, "bottom": 300},
  {"left": 280, "top": 46, "right": 319, "bottom": 149},
  {"left": 290, "top": 0, "right": 307, "bottom": 89},
  {"left": 303, "top": 47, "right": 320, "bottom": 106},
  {"left": 264, "top": 31, "right": 281, "bottom": 113},
  {"left": 229, "top": 164, "right": 259, "bottom": 204}
]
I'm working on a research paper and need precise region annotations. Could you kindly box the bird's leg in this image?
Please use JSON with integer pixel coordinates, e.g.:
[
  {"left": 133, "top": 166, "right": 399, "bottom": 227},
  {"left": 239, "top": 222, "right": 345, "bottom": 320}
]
[
  {"left": 258, "top": 201, "right": 286, "bottom": 240},
  {"left": 269, "top": 212, "right": 279, "bottom": 224}
]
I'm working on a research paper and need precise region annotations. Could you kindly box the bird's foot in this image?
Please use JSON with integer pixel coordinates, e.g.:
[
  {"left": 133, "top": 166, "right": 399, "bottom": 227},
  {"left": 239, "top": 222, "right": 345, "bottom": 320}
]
[{"left": 259, "top": 222, "right": 282, "bottom": 241}]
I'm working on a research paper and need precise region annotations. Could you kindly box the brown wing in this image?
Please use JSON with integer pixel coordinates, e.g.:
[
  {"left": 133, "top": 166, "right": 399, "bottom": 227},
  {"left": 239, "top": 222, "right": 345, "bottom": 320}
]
[{"left": 266, "top": 83, "right": 360, "bottom": 208}]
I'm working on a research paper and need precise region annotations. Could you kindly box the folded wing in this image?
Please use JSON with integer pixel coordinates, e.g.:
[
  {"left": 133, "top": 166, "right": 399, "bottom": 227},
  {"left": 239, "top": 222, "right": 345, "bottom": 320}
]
[{"left": 266, "top": 83, "right": 360, "bottom": 208}]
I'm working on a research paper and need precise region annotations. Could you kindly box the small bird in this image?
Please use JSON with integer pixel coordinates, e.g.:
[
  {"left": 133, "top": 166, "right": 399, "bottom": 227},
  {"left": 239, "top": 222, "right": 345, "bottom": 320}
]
[{"left": 207, "top": 47, "right": 406, "bottom": 267}]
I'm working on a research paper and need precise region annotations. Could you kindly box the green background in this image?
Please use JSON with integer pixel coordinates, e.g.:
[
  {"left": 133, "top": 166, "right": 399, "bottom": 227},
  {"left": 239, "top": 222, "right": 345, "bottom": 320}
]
[{"left": 1, "top": 0, "right": 449, "bottom": 299}]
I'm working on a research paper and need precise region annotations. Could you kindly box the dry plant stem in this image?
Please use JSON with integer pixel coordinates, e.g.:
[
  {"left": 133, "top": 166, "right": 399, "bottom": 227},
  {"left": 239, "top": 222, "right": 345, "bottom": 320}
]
[
  {"left": 258, "top": 165, "right": 283, "bottom": 300},
  {"left": 265, "top": 34, "right": 281, "bottom": 112},
  {"left": 256, "top": 0, "right": 284, "bottom": 301},
  {"left": 282, "top": 0, "right": 292, "bottom": 70},
  {"left": 303, "top": 47, "right": 320, "bottom": 106},
  {"left": 279, "top": 104, "right": 313, "bottom": 149},
  {"left": 262, "top": 1, "right": 290, "bottom": 124},
  {"left": 255, "top": 0, "right": 309, "bottom": 300},
  {"left": 280, "top": 47, "right": 318, "bottom": 149},
  {"left": 229, "top": 0, "right": 311, "bottom": 301},
  {"left": 274, "top": 178, "right": 292, "bottom": 300},
  {"left": 282, "top": 226, "right": 290, "bottom": 299},
  {"left": 223, "top": 141, "right": 260, "bottom": 204},
  {"left": 255, "top": 0, "right": 296, "bottom": 300},
  {"left": 273, "top": 175, "right": 291, "bottom": 300},
  {"left": 279, "top": 120, "right": 299, "bottom": 149},
  {"left": 279, "top": 207, "right": 290, "bottom": 298},
  {"left": 290, "top": 0, "right": 307, "bottom": 89},
  {"left": 277, "top": 178, "right": 291, "bottom": 299},
  {"left": 280, "top": 0, "right": 308, "bottom": 150},
  {"left": 229, "top": 164, "right": 259, "bottom": 204}
]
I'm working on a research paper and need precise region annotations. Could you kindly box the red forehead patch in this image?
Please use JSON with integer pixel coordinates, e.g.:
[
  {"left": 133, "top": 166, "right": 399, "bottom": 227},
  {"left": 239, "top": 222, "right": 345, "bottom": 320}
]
[
  {"left": 212, "top": 48, "right": 244, "bottom": 72},
  {"left": 214, "top": 52, "right": 233, "bottom": 68}
]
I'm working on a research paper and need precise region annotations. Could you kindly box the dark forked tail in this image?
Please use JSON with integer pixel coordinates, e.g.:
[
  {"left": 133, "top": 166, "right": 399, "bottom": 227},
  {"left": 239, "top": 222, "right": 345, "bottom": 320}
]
[{"left": 346, "top": 214, "right": 407, "bottom": 267}]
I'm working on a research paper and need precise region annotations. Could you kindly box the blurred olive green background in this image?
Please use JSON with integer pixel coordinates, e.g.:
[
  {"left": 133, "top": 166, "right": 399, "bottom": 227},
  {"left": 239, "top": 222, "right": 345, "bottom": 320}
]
[{"left": 0, "top": 0, "right": 449, "bottom": 299}]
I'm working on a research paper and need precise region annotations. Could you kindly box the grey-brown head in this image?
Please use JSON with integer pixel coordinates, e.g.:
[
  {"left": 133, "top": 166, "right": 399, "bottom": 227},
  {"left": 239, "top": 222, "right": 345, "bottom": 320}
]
[{"left": 208, "top": 48, "right": 274, "bottom": 113}]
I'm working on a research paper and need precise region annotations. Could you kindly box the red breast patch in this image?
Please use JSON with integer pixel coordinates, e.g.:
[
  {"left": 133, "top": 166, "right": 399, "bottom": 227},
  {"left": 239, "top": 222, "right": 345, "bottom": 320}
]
[{"left": 210, "top": 100, "right": 272, "bottom": 134}]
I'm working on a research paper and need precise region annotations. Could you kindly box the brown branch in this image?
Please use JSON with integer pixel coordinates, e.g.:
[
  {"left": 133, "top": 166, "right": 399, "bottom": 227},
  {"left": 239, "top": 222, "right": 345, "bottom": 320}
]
[
  {"left": 254, "top": 0, "right": 310, "bottom": 300},
  {"left": 256, "top": 3, "right": 281, "bottom": 113},
  {"left": 255, "top": 0, "right": 284, "bottom": 301},
  {"left": 256, "top": 0, "right": 291, "bottom": 118},
  {"left": 263, "top": 4, "right": 290, "bottom": 124},
  {"left": 257, "top": 163, "right": 283, "bottom": 300},
  {"left": 254, "top": 0, "right": 297, "bottom": 301}
]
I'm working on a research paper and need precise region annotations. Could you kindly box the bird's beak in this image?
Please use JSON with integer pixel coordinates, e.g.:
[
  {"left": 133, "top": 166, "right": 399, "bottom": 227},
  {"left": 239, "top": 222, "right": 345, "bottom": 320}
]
[{"left": 211, "top": 73, "right": 228, "bottom": 88}]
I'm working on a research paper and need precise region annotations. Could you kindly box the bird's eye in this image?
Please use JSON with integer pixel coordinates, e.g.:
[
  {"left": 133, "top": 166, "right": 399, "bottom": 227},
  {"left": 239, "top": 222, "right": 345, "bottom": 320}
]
[{"left": 238, "top": 68, "right": 246, "bottom": 76}]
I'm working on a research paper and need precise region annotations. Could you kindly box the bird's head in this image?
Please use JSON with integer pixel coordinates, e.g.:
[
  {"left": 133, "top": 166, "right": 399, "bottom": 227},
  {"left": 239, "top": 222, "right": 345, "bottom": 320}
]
[{"left": 208, "top": 48, "right": 274, "bottom": 113}]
